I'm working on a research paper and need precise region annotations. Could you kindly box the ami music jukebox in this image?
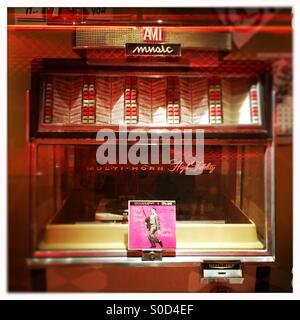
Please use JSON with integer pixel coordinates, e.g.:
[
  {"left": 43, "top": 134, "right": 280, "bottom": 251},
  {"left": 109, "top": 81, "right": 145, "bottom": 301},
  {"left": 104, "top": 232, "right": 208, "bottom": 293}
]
[{"left": 8, "top": 8, "right": 293, "bottom": 292}]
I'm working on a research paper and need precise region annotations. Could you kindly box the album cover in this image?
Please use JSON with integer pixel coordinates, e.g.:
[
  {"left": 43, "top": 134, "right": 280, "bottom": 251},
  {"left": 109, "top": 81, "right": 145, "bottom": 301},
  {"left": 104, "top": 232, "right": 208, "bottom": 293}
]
[{"left": 128, "top": 200, "right": 176, "bottom": 250}]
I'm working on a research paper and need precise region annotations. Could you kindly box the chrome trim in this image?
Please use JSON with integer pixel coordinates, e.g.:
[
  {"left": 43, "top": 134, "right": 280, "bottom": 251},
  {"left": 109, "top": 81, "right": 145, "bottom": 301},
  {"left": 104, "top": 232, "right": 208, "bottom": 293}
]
[
  {"left": 31, "top": 138, "right": 271, "bottom": 145},
  {"left": 270, "top": 89, "right": 276, "bottom": 259},
  {"left": 262, "top": 88, "right": 276, "bottom": 260},
  {"left": 264, "top": 143, "right": 273, "bottom": 257},
  {"left": 27, "top": 255, "right": 275, "bottom": 269},
  {"left": 37, "top": 123, "right": 268, "bottom": 134},
  {"left": 203, "top": 269, "right": 243, "bottom": 279},
  {"left": 33, "top": 248, "right": 271, "bottom": 258}
]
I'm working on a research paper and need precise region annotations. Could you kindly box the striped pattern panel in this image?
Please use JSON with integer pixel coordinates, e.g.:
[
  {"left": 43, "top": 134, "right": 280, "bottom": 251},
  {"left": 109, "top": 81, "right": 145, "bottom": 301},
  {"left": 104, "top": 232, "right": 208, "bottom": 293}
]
[
  {"left": 151, "top": 79, "right": 167, "bottom": 125},
  {"left": 52, "top": 77, "right": 71, "bottom": 124},
  {"left": 221, "top": 79, "right": 232, "bottom": 124},
  {"left": 167, "top": 78, "right": 180, "bottom": 124},
  {"left": 111, "top": 78, "right": 125, "bottom": 124},
  {"left": 95, "top": 78, "right": 111, "bottom": 124},
  {"left": 69, "top": 78, "right": 83, "bottom": 124},
  {"left": 222, "top": 79, "right": 252, "bottom": 125},
  {"left": 138, "top": 78, "right": 152, "bottom": 124},
  {"left": 191, "top": 78, "right": 209, "bottom": 125},
  {"left": 180, "top": 79, "right": 192, "bottom": 125}
]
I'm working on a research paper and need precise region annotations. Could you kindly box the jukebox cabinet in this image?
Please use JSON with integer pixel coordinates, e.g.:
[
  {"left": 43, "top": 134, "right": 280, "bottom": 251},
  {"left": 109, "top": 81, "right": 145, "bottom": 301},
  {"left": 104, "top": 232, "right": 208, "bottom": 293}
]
[{"left": 8, "top": 8, "right": 292, "bottom": 292}]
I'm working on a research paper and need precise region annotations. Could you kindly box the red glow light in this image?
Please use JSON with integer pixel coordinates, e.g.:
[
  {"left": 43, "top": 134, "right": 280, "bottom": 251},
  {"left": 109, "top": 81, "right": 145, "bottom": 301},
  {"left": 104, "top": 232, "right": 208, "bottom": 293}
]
[{"left": 8, "top": 25, "right": 292, "bottom": 33}]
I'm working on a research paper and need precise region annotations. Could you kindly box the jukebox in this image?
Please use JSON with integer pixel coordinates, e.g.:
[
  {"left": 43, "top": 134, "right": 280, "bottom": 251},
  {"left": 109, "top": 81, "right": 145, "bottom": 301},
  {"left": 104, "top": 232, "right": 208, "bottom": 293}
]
[{"left": 8, "top": 8, "right": 292, "bottom": 292}]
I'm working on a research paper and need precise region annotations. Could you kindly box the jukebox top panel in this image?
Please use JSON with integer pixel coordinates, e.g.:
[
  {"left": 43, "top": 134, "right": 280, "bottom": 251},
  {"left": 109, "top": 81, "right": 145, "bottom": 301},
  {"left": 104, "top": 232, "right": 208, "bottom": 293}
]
[{"left": 37, "top": 74, "right": 263, "bottom": 132}]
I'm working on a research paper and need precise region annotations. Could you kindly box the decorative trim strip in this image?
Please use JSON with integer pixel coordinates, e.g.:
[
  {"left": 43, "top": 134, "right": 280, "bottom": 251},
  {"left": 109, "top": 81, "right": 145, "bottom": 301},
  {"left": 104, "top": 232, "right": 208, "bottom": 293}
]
[
  {"left": 249, "top": 84, "right": 260, "bottom": 124},
  {"left": 43, "top": 76, "right": 53, "bottom": 123},
  {"left": 82, "top": 77, "right": 96, "bottom": 124},
  {"left": 124, "top": 77, "right": 138, "bottom": 124},
  {"left": 208, "top": 79, "right": 223, "bottom": 124}
]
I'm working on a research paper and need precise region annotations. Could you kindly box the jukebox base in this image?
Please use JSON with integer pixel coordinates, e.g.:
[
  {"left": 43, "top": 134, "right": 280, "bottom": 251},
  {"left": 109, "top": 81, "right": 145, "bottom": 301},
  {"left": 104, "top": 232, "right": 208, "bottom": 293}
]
[{"left": 38, "top": 222, "right": 264, "bottom": 250}]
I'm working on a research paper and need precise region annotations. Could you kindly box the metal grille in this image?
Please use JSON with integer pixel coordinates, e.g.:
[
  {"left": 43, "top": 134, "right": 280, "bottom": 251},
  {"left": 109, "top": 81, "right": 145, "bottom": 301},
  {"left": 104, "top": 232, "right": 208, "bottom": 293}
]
[
  {"left": 75, "top": 28, "right": 139, "bottom": 47},
  {"left": 74, "top": 28, "right": 232, "bottom": 50}
]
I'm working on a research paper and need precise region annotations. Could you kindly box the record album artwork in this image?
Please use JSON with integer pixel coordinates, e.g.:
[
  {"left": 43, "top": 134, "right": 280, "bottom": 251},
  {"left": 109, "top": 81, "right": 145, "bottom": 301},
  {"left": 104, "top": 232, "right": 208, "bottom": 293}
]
[{"left": 128, "top": 200, "right": 176, "bottom": 250}]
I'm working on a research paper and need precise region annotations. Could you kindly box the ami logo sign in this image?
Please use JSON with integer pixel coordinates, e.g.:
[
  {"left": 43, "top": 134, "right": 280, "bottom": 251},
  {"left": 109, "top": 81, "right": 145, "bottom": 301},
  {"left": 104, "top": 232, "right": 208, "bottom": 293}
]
[{"left": 143, "top": 27, "right": 164, "bottom": 42}]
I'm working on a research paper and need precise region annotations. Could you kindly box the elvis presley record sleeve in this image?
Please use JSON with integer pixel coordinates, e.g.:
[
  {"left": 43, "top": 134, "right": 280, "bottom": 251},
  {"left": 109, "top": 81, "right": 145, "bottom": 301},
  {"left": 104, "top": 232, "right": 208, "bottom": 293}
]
[{"left": 128, "top": 200, "right": 176, "bottom": 250}]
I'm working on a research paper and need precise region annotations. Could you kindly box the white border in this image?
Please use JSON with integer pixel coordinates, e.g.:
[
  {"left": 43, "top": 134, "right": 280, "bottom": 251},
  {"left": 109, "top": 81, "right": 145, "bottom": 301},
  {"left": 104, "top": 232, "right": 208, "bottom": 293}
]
[{"left": 2, "top": 0, "right": 298, "bottom": 301}]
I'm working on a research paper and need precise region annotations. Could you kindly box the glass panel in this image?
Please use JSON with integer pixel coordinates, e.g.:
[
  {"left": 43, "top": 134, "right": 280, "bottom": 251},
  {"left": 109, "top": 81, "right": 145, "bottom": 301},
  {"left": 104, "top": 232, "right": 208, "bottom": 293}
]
[{"left": 34, "top": 143, "right": 267, "bottom": 249}]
